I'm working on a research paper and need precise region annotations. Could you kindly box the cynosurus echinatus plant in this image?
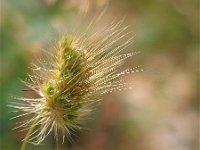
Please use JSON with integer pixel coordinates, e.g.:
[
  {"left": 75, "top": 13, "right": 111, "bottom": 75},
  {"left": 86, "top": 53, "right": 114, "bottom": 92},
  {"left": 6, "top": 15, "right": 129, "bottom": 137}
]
[{"left": 10, "top": 15, "right": 143, "bottom": 150}]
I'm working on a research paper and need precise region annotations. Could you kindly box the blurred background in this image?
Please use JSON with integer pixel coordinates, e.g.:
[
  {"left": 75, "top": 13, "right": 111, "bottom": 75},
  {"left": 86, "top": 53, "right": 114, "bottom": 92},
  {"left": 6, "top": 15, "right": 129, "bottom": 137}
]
[{"left": 0, "top": 0, "right": 199, "bottom": 150}]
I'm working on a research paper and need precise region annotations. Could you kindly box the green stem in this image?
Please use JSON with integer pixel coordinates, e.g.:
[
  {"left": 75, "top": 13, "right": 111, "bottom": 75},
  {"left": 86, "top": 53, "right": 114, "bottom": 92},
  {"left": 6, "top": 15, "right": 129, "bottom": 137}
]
[
  {"left": 56, "top": 138, "right": 59, "bottom": 150},
  {"left": 56, "top": 134, "right": 61, "bottom": 150},
  {"left": 21, "top": 118, "right": 39, "bottom": 150}
]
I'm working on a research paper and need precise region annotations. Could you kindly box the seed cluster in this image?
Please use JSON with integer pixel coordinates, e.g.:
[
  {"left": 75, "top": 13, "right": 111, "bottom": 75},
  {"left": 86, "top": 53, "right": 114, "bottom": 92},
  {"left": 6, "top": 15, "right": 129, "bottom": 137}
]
[{"left": 42, "top": 36, "right": 91, "bottom": 125}]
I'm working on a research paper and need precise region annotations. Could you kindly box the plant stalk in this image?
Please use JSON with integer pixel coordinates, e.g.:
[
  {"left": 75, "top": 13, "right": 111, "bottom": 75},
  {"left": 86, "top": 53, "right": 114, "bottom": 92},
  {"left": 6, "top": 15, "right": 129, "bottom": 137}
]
[{"left": 21, "top": 118, "right": 39, "bottom": 150}]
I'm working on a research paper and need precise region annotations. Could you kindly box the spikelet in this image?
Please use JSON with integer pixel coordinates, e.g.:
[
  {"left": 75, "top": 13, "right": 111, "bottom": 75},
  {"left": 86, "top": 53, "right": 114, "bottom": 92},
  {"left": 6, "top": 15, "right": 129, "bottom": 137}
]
[{"left": 10, "top": 14, "right": 143, "bottom": 149}]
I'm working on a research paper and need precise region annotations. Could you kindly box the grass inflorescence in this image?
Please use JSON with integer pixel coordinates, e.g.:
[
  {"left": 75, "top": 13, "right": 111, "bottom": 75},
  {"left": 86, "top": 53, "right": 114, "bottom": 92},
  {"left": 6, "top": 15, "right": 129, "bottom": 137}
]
[{"left": 10, "top": 15, "right": 143, "bottom": 150}]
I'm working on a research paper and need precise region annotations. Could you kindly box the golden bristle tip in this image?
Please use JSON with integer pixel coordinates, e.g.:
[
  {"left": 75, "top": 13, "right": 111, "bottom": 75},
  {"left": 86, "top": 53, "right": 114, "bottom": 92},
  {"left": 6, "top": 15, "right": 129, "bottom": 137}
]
[{"left": 10, "top": 12, "right": 143, "bottom": 150}]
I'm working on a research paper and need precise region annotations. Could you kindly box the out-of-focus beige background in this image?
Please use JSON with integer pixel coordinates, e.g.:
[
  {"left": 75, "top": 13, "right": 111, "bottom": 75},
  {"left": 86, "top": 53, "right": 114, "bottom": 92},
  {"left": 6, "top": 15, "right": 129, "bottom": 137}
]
[{"left": 0, "top": 0, "right": 199, "bottom": 150}]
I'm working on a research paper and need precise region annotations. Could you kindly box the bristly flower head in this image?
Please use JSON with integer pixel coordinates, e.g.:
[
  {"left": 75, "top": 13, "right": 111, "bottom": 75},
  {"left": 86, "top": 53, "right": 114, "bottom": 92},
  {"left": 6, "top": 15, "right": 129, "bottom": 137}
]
[{"left": 10, "top": 13, "right": 143, "bottom": 149}]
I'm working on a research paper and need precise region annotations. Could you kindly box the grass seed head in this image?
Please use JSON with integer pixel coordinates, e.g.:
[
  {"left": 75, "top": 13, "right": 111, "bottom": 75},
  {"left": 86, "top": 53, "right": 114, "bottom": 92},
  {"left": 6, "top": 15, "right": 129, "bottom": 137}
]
[{"left": 11, "top": 15, "right": 143, "bottom": 147}]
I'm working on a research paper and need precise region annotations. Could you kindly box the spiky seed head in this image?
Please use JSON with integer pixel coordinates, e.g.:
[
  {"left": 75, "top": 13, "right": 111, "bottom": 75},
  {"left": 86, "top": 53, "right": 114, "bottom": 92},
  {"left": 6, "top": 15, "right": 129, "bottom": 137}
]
[{"left": 10, "top": 16, "right": 143, "bottom": 146}]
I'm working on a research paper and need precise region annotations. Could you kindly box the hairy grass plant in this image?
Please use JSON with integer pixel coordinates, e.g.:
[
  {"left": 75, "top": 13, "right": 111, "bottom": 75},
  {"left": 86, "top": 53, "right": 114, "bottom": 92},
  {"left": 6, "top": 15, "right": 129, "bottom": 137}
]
[{"left": 10, "top": 13, "right": 143, "bottom": 150}]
